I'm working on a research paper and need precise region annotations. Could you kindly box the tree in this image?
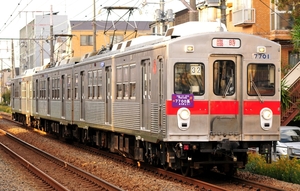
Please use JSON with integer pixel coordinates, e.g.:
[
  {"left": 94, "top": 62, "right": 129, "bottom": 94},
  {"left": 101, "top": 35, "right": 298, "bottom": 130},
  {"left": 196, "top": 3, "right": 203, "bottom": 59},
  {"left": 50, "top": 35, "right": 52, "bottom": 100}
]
[
  {"left": 272, "top": 0, "right": 300, "bottom": 50},
  {"left": 2, "top": 90, "right": 10, "bottom": 105}
]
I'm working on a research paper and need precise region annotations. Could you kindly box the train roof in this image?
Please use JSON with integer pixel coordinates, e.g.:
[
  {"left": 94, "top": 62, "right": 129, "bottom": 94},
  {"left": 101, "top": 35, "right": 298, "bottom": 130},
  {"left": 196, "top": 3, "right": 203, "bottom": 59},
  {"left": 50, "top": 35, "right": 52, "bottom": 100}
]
[
  {"left": 105, "top": 21, "right": 227, "bottom": 54},
  {"left": 164, "top": 21, "right": 227, "bottom": 38}
]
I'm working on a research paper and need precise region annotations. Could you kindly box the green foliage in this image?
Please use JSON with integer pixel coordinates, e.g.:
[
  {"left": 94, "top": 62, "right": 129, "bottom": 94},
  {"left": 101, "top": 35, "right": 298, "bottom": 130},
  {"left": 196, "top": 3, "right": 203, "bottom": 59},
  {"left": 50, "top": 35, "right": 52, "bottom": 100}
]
[
  {"left": 291, "top": 18, "right": 300, "bottom": 50},
  {"left": 281, "top": 79, "right": 292, "bottom": 112},
  {"left": 245, "top": 153, "right": 300, "bottom": 184},
  {"left": 272, "top": 0, "right": 300, "bottom": 51},
  {"left": 0, "top": 105, "right": 11, "bottom": 113},
  {"left": 1, "top": 90, "right": 11, "bottom": 105}
]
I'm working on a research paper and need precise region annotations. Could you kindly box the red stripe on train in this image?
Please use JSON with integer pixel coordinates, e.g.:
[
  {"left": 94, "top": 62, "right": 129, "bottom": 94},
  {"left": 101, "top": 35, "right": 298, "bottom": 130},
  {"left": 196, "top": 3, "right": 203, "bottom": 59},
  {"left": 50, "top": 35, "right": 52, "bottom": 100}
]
[
  {"left": 166, "top": 100, "right": 280, "bottom": 115},
  {"left": 166, "top": 100, "right": 239, "bottom": 115},
  {"left": 210, "top": 100, "right": 239, "bottom": 114},
  {"left": 166, "top": 100, "right": 209, "bottom": 115},
  {"left": 243, "top": 101, "right": 280, "bottom": 115}
]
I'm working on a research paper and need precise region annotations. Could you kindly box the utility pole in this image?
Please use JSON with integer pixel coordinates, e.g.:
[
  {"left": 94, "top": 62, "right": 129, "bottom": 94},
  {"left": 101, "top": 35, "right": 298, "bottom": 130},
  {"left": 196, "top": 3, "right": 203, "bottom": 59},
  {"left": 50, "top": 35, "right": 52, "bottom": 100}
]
[
  {"left": 0, "top": 59, "right": 2, "bottom": 103},
  {"left": 179, "top": 0, "right": 198, "bottom": 21},
  {"left": 50, "top": 5, "right": 54, "bottom": 67},
  {"left": 220, "top": 0, "right": 227, "bottom": 26},
  {"left": 93, "top": 0, "right": 97, "bottom": 52},
  {"left": 11, "top": 40, "right": 15, "bottom": 79}
]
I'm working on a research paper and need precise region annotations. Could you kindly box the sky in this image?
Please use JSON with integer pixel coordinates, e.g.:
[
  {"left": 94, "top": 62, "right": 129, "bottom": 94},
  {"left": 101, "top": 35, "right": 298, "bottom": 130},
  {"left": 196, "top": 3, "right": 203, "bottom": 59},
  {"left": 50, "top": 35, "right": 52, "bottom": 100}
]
[
  {"left": 0, "top": 0, "right": 192, "bottom": 69},
  {"left": 0, "top": 0, "right": 190, "bottom": 39}
]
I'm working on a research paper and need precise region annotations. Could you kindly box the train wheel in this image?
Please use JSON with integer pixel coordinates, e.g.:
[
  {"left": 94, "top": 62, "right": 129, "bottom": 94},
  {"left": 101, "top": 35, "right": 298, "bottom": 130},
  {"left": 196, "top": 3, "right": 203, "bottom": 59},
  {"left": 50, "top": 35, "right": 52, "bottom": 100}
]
[
  {"left": 180, "top": 159, "right": 190, "bottom": 176},
  {"left": 224, "top": 164, "right": 237, "bottom": 176}
]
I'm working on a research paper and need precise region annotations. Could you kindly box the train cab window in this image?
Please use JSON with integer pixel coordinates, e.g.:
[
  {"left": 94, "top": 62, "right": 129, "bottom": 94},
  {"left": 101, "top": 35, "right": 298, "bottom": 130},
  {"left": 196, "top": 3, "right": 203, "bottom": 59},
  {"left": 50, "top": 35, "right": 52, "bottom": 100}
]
[
  {"left": 213, "top": 60, "right": 235, "bottom": 97},
  {"left": 174, "top": 63, "right": 205, "bottom": 95},
  {"left": 247, "top": 64, "right": 275, "bottom": 96}
]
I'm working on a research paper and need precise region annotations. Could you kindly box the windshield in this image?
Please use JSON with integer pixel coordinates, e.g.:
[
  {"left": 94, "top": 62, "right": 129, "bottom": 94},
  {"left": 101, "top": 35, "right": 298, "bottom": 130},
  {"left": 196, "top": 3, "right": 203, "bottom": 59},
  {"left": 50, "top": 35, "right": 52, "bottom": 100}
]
[
  {"left": 247, "top": 64, "right": 275, "bottom": 96},
  {"left": 280, "top": 129, "right": 300, "bottom": 143},
  {"left": 174, "top": 63, "right": 205, "bottom": 96}
]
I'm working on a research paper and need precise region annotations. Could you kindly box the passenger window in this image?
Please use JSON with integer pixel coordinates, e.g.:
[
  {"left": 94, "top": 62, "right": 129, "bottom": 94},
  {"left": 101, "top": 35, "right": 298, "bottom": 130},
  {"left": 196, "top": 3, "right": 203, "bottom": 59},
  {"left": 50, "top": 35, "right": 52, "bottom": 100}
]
[
  {"left": 247, "top": 64, "right": 275, "bottom": 96},
  {"left": 174, "top": 63, "right": 205, "bottom": 95},
  {"left": 213, "top": 60, "right": 235, "bottom": 97}
]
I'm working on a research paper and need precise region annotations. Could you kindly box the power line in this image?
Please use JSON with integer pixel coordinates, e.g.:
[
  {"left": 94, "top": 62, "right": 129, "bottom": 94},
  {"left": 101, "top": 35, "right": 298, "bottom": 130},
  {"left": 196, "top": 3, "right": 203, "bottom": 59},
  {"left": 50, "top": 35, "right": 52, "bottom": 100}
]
[{"left": 0, "top": 0, "right": 34, "bottom": 35}]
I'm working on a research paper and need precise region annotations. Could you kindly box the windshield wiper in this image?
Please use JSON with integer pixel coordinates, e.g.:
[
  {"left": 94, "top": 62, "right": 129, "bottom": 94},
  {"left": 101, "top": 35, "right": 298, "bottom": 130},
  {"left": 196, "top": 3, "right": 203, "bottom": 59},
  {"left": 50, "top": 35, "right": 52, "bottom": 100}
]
[
  {"left": 222, "top": 77, "right": 232, "bottom": 98},
  {"left": 223, "top": 69, "right": 233, "bottom": 98},
  {"left": 250, "top": 75, "right": 264, "bottom": 103}
]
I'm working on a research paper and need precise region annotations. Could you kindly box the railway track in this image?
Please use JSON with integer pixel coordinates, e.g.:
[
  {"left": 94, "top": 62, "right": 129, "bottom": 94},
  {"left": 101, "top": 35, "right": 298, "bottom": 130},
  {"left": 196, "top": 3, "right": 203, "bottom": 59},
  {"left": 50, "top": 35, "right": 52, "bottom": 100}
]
[
  {"left": 73, "top": 141, "right": 286, "bottom": 191},
  {"left": 0, "top": 127, "right": 123, "bottom": 191},
  {"left": 0, "top": 112, "right": 289, "bottom": 191}
]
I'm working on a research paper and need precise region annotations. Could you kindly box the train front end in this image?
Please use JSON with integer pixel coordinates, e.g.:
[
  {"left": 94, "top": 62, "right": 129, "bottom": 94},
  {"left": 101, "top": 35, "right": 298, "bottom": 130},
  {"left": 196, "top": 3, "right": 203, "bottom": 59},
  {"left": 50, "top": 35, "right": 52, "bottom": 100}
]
[{"left": 163, "top": 23, "right": 281, "bottom": 175}]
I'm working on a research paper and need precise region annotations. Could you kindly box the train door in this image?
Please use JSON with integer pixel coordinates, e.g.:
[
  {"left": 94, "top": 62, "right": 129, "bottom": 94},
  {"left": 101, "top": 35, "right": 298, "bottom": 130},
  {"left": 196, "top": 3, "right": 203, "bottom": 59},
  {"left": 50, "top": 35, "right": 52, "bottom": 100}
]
[
  {"left": 209, "top": 55, "right": 242, "bottom": 137},
  {"left": 80, "top": 71, "right": 85, "bottom": 120},
  {"left": 12, "top": 83, "right": 14, "bottom": 109},
  {"left": 19, "top": 82, "right": 21, "bottom": 110},
  {"left": 61, "top": 75, "right": 65, "bottom": 118},
  {"left": 35, "top": 80, "right": 38, "bottom": 113},
  {"left": 141, "top": 59, "right": 151, "bottom": 131},
  {"left": 26, "top": 81, "right": 29, "bottom": 112},
  {"left": 47, "top": 77, "right": 50, "bottom": 115},
  {"left": 105, "top": 66, "right": 112, "bottom": 124}
]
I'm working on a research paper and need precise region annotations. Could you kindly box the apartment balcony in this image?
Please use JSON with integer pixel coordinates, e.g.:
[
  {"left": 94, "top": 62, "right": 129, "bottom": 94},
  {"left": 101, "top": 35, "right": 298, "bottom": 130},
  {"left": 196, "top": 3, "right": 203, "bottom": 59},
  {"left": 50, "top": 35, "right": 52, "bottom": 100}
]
[
  {"left": 233, "top": 8, "right": 255, "bottom": 27},
  {"left": 269, "top": 30, "right": 291, "bottom": 41}
]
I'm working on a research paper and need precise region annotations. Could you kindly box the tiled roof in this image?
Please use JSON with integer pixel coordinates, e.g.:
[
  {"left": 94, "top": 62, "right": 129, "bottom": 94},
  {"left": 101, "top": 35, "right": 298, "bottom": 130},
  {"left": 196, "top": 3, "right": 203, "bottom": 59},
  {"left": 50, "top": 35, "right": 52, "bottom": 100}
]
[{"left": 70, "top": 21, "right": 151, "bottom": 31}]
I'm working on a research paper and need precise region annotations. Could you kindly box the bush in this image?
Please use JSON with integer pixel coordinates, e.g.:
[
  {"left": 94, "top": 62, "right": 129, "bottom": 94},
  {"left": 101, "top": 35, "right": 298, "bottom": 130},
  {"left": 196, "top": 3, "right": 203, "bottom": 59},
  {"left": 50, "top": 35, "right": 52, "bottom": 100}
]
[
  {"left": 245, "top": 153, "right": 300, "bottom": 184},
  {"left": 1, "top": 90, "right": 10, "bottom": 105},
  {"left": 0, "top": 105, "right": 11, "bottom": 113}
]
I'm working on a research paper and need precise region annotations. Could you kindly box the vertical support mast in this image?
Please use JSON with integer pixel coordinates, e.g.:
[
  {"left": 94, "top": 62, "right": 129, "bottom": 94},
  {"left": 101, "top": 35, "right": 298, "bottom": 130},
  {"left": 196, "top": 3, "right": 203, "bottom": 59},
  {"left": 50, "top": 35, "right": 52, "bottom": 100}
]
[{"left": 50, "top": 5, "right": 54, "bottom": 67}]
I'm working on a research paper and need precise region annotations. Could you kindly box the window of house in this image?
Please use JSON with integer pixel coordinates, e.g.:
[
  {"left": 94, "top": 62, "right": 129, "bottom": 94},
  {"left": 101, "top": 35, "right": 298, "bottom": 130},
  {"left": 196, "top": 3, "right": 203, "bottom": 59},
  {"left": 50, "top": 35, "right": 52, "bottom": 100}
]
[
  {"left": 80, "top": 35, "right": 93, "bottom": 46},
  {"left": 271, "top": 3, "right": 293, "bottom": 30},
  {"left": 289, "top": 51, "right": 300, "bottom": 68},
  {"left": 110, "top": 35, "right": 123, "bottom": 45}
]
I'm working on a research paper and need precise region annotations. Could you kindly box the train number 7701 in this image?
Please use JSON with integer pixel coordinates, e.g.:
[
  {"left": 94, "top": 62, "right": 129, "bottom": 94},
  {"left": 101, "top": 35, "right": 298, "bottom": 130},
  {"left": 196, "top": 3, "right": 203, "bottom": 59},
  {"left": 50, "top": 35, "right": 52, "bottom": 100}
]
[{"left": 253, "top": 53, "right": 270, "bottom": 59}]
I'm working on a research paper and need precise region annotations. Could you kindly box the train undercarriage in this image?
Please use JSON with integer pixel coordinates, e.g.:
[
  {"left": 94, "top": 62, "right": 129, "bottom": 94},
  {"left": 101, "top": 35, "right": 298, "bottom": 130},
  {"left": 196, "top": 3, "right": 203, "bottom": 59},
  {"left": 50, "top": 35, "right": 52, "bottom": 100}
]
[{"left": 12, "top": 113, "right": 273, "bottom": 176}]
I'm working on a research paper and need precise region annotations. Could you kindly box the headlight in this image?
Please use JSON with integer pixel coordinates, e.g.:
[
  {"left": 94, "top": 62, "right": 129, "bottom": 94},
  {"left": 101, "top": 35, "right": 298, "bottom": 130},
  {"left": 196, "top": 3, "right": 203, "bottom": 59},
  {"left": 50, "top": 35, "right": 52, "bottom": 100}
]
[
  {"left": 179, "top": 108, "right": 190, "bottom": 120},
  {"left": 262, "top": 108, "right": 272, "bottom": 120}
]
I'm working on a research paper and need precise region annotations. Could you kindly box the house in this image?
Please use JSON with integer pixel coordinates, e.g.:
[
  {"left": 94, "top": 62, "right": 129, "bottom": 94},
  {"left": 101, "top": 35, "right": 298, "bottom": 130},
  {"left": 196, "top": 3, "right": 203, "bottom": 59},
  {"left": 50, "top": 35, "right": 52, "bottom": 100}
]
[{"left": 70, "top": 21, "right": 152, "bottom": 58}]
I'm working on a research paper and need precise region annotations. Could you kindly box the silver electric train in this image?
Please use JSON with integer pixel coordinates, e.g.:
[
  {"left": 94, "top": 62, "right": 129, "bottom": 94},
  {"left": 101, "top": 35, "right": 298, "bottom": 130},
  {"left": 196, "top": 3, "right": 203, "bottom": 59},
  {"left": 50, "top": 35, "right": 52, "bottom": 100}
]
[{"left": 11, "top": 21, "right": 281, "bottom": 176}]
